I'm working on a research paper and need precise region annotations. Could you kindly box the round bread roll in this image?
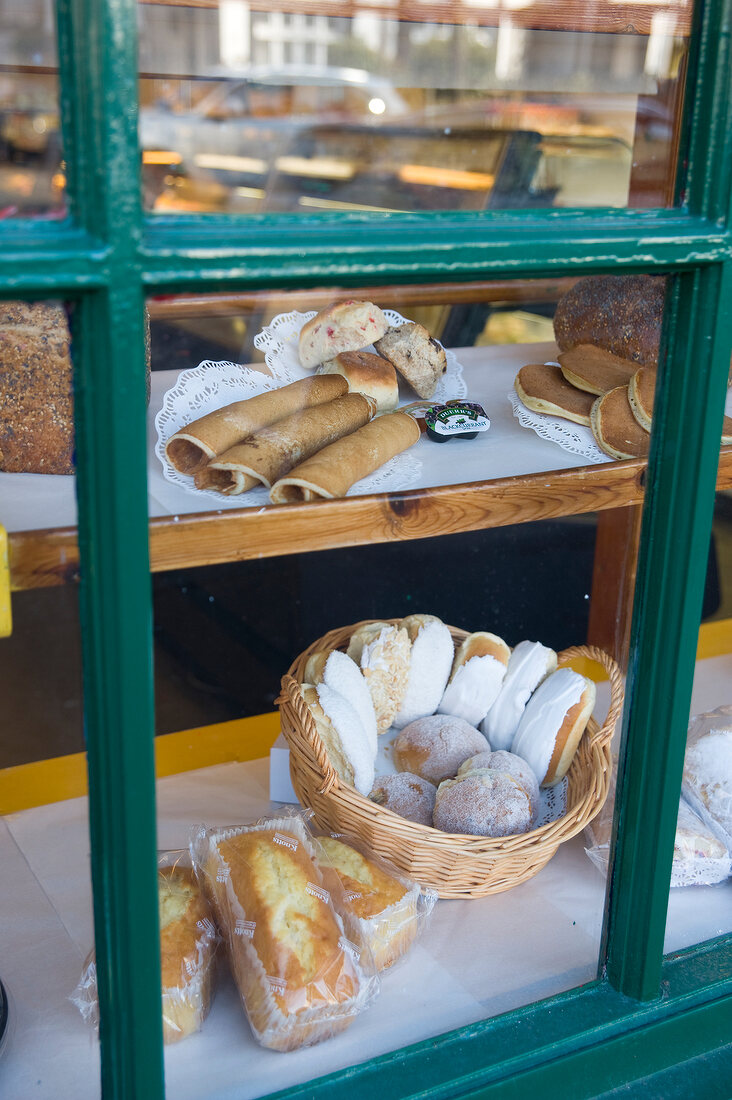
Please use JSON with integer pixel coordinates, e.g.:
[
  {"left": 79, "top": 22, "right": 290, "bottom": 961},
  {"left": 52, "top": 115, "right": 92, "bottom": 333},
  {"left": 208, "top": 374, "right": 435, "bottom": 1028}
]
[
  {"left": 299, "top": 300, "right": 390, "bottom": 369},
  {"left": 393, "top": 713, "right": 489, "bottom": 785},
  {"left": 317, "top": 351, "right": 399, "bottom": 413},
  {"left": 392, "top": 614, "right": 455, "bottom": 730},
  {"left": 347, "top": 622, "right": 411, "bottom": 734},
  {"left": 438, "top": 631, "right": 510, "bottom": 727},
  {"left": 369, "top": 772, "right": 437, "bottom": 826},
  {"left": 481, "top": 640, "right": 557, "bottom": 751},
  {"left": 457, "top": 749, "right": 540, "bottom": 821},
  {"left": 301, "top": 682, "right": 375, "bottom": 795},
  {"left": 433, "top": 768, "right": 533, "bottom": 837},
  {"left": 511, "top": 667, "right": 596, "bottom": 787}
]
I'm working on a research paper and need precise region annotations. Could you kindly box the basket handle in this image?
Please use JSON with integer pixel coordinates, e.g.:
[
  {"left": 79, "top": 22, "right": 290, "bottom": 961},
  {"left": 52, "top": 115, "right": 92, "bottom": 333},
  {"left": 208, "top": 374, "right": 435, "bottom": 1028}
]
[
  {"left": 278, "top": 675, "right": 339, "bottom": 795},
  {"left": 558, "top": 644, "right": 624, "bottom": 750}
]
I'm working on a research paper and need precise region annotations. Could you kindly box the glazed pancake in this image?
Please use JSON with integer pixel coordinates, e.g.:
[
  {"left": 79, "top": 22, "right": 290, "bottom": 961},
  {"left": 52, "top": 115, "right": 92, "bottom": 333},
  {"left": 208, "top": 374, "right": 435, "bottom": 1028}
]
[
  {"left": 514, "top": 362, "right": 595, "bottom": 426},
  {"left": 558, "top": 344, "right": 640, "bottom": 396},
  {"left": 627, "top": 367, "right": 656, "bottom": 431},
  {"left": 590, "top": 386, "right": 651, "bottom": 461}
]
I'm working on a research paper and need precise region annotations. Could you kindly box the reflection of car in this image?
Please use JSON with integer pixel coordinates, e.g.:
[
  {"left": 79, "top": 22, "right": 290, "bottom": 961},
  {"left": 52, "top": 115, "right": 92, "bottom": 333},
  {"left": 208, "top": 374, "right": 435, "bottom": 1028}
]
[
  {"left": 142, "top": 67, "right": 566, "bottom": 215},
  {"left": 139, "top": 65, "right": 410, "bottom": 208}
]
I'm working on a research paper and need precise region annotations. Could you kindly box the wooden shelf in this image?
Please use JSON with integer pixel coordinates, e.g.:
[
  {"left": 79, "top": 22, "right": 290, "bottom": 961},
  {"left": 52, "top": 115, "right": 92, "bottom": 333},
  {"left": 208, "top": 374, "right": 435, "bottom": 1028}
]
[{"left": 9, "top": 450, "right": 732, "bottom": 591}]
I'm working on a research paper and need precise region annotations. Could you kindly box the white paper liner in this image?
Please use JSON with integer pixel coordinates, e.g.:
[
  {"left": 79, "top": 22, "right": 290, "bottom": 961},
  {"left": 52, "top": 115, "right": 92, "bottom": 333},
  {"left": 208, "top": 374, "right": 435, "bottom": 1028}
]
[
  {"left": 508, "top": 387, "right": 611, "bottom": 465},
  {"left": 190, "top": 814, "right": 379, "bottom": 1051},
  {"left": 155, "top": 353, "right": 424, "bottom": 505}
]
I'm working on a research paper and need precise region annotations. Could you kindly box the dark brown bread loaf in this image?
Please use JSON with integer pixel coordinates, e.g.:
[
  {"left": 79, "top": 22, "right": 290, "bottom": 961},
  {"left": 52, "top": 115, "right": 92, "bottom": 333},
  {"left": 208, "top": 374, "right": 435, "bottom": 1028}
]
[
  {"left": 553, "top": 275, "right": 666, "bottom": 367},
  {"left": 0, "top": 300, "right": 74, "bottom": 474}
]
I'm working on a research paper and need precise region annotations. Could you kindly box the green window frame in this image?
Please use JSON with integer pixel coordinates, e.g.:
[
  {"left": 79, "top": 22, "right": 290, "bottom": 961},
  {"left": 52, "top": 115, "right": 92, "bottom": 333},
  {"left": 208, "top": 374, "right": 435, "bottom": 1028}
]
[{"left": 1, "top": 0, "right": 731, "bottom": 1096}]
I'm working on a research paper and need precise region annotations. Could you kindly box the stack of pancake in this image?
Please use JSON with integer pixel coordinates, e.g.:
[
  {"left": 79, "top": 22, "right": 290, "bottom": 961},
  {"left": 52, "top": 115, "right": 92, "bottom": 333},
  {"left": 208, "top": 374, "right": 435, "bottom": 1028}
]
[{"left": 515, "top": 345, "right": 732, "bottom": 460}]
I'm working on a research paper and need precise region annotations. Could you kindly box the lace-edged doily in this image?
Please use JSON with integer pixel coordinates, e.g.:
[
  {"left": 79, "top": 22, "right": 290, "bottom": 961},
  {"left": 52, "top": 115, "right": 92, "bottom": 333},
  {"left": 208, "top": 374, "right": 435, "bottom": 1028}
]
[
  {"left": 508, "top": 389, "right": 610, "bottom": 465},
  {"left": 155, "top": 358, "right": 423, "bottom": 505},
  {"left": 254, "top": 308, "right": 467, "bottom": 405},
  {"left": 534, "top": 779, "right": 567, "bottom": 827}
]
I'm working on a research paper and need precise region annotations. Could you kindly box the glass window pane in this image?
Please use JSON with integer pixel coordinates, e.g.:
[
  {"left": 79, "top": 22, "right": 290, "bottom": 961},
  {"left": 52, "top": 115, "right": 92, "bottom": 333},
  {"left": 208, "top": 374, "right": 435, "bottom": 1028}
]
[
  {"left": 0, "top": 2, "right": 65, "bottom": 219},
  {"left": 664, "top": 487, "right": 732, "bottom": 951},
  {"left": 138, "top": 0, "right": 694, "bottom": 215}
]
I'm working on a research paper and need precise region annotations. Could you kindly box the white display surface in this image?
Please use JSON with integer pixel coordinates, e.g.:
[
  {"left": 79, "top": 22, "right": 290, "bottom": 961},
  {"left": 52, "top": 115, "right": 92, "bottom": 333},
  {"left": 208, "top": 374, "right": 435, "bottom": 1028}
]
[
  {"left": 1, "top": 655, "right": 730, "bottom": 1100},
  {"left": 0, "top": 341, "right": 602, "bottom": 533}
]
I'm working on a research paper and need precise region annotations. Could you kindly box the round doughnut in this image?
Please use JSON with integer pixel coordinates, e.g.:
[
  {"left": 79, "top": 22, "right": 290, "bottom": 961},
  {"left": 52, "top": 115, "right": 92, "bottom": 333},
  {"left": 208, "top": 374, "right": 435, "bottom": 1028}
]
[
  {"left": 369, "top": 772, "right": 437, "bottom": 826},
  {"left": 458, "top": 749, "right": 540, "bottom": 821},
  {"left": 511, "top": 667, "right": 597, "bottom": 787},
  {"left": 433, "top": 768, "right": 533, "bottom": 837},
  {"left": 393, "top": 713, "right": 489, "bottom": 785}
]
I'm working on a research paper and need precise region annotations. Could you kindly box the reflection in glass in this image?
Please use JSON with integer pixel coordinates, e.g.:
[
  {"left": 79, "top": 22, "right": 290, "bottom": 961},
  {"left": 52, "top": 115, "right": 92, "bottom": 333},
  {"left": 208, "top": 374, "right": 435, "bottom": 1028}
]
[
  {"left": 0, "top": 1, "right": 65, "bottom": 218},
  {"left": 138, "top": 1, "right": 692, "bottom": 215}
]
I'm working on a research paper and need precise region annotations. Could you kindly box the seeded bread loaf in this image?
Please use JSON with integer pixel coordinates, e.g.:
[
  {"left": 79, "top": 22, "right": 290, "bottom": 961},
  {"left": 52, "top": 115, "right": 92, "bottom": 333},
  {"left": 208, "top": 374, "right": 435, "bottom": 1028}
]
[{"left": 0, "top": 300, "right": 74, "bottom": 473}]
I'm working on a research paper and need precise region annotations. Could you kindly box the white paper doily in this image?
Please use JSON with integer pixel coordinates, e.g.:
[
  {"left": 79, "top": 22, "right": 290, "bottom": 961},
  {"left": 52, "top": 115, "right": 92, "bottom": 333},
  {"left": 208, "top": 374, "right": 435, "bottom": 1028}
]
[
  {"left": 155, "top": 358, "right": 423, "bottom": 505},
  {"left": 508, "top": 388, "right": 610, "bottom": 465},
  {"left": 253, "top": 308, "right": 467, "bottom": 405}
]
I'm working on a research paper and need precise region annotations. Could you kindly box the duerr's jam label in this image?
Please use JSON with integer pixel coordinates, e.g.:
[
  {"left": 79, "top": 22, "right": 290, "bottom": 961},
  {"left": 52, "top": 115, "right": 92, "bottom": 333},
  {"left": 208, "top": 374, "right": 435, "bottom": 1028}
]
[{"left": 424, "top": 401, "right": 490, "bottom": 442}]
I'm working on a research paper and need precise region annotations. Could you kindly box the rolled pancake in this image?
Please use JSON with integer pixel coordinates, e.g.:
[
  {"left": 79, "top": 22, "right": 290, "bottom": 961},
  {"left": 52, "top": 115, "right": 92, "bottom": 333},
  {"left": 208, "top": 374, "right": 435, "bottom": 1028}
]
[
  {"left": 269, "top": 411, "right": 420, "bottom": 503},
  {"left": 590, "top": 386, "right": 650, "bottom": 460},
  {"left": 165, "top": 374, "right": 348, "bottom": 474},
  {"left": 559, "top": 345, "right": 640, "bottom": 396},
  {"left": 195, "top": 392, "right": 376, "bottom": 495},
  {"left": 515, "top": 362, "right": 595, "bottom": 426},
  {"left": 627, "top": 367, "right": 656, "bottom": 431}
]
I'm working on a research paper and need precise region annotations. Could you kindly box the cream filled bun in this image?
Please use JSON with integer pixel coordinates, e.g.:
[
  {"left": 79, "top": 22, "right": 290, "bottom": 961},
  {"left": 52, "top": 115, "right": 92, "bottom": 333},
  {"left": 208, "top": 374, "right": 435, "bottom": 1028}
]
[
  {"left": 437, "top": 631, "right": 510, "bottom": 727},
  {"left": 392, "top": 614, "right": 455, "bottom": 729},
  {"left": 347, "top": 622, "right": 411, "bottom": 734},
  {"left": 480, "top": 640, "right": 557, "bottom": 751},
  {"left": 511, "top": 667, "right": 596, "bottom": 787},
  {"left": 300, "top": 683, "right": 375, "bottom": 795},
  {"left": 303, "top": 648, "right": 377, "bottom": 756}
]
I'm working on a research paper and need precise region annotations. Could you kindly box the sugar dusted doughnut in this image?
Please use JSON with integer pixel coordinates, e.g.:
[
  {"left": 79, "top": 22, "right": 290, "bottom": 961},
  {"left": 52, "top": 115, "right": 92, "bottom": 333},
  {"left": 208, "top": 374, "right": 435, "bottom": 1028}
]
[
  {"left": 438, "top": 631, "right": 510, "bottom": 726},
  {"left": 511, "top": 667, "right": 596, "bottom": 787},
  {"left": 369, "top": 772, "right": 437, "bottom": 826},
  {"left": 393, "top": 713, "right": 489, "bottom": 785},
  {"left": 392, "top": 614, "right": 454, "bottom": 729},
  {"left": 458, "top": 749, "right": 540, "bottom": 822},
  {"left": 433, "top": 768, "right": 532, "bottom": 837},
  {"left": 347, "top": 622, "right": 411, "bottom": 734},
  {"left": 481, "top": 640, "right": 557, "bottom": 751}
]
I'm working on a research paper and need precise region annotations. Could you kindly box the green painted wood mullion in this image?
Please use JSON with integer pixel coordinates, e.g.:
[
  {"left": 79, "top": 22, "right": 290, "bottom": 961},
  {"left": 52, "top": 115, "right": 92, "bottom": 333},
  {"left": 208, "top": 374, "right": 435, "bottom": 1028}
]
[
  {"left": 601, "top": 0, "right": 732, "bottom": 1003},
  {"left": 57, "top": 1, "right": 165, "bottom": 1097},
  {"left": 602, "top": 266, "right": 732, "bottom": 1000}
]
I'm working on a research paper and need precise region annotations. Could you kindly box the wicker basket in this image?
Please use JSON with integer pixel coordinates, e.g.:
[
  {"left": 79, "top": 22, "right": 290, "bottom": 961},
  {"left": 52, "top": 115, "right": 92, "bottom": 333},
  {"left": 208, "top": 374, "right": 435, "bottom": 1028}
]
[{"left": 278, "top": 621, "right": 624, "bottom": 899}]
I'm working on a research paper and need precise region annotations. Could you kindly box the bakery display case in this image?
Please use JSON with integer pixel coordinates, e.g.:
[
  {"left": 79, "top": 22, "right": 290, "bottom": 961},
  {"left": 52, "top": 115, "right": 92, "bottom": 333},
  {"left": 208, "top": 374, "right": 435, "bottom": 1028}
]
[{"left": 1, "top": 0, "right": 731, "bottom": 1097}]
